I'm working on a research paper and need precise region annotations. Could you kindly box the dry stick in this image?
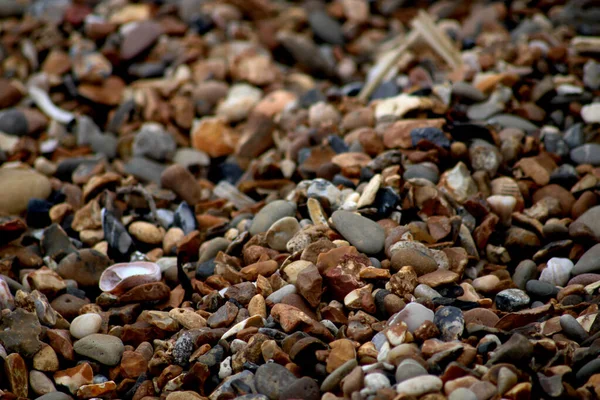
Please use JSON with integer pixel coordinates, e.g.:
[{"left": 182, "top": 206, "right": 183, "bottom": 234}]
[
  {"left": 358, "top": 29, "right": 420, "bottom": 102},
  {"left": 358, "top": 12, "right": 463, "bottom": 102},
  {"left": 413, "top": 10, "right": 462, "bottom": 69}
]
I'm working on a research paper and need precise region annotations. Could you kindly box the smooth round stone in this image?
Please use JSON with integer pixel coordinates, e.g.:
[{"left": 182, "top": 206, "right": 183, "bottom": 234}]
[
  {"left": 525, "top": 280, "right": 558, "bottom": 299},
  {"left": 414, "top": 284, "right": 441, "bottom": 300},
  {"left": 266, "top": 217, "right": 301, "bottom": 251},
  {"left": 576, "top": 358, "right": 600, "bottom": 384},
  {"left": 70, "top": 313, "right": 102, "bottom": 339},
  {"left": 512, "top": 259, "right": 537, "bottom": 290},
  {"left": 433, "top": 306, "right": 464, "bottom": 341},
  {"left": 307, "top": 179, "right": 342, "bottom": 208},
  {"left": 0, "top": 109, "right": 28, "bottom": 136},
  {"left": 568, "top": 274, "right": 600, "bottom": 286},
  {"left": 390, "top": 302, "right": 435, "bottom": 332},
  {"left": 331, "top": 210, "right": 385, "bottom": 254},
  {"left": 571, "top": 206, "right": 600, "bottom": 240},
  {"left": 364, "top": 372, "right": 390, "bottom": 392},
  {"left": 30, "top": 370, "right": 56, "bottom": 395},
  {"left": 539, "top": 258, "right": 573, "bottom": 287},
  {"left": 56, "top": 249, "right": 112, "bottom": 288},
  {"left": 560, "top": 314, "right": 589, "bottom": 343},
  {"left": 449, "top": 388, "right": 478, "bottom": 400},
  {"left": 395, "top": 359, "right": 428, "bottom": 384},
  {"left": 73, "top": 334, "right": 124, "bottom": 366},
  {"left": 280, "top": 376, "right": 319, "bottom": 400},
  {"left": 581, "top": 103, "right": 600, "bottom": 124},
  {"left": 391, "top": 247, "right": 437, "bottom": 275},
  {"left": 250, "top": 200, "right": 297, "bottom": 235},
  {"left": 411, "top": 127, "right": 450, "bottom": 148},
  {"left": 255, "top": 362, "right": 298, "bottom": 399},
  {"left": 573, "top": 243, "right": 600, "bottom": 275},
  {"left": 0, "top": 168, "right": 52, "bottom": 215},
  {"left": 452, "top": 81, "right": 486, "bottom": 102},
  {"left": 35, "top": 393, "right": 73, "bottom": 400},
  {"left": 495, "top": 289, "right": 530, "bottom": 312},
  {"left": 396, "top": 375, "right": 442, "bottom": 396},
  {"left": 132, "top": 123, "right": 177, "bottom": 161},
  {"left": 403, "top": 163, "right": 439, "bottom": 183},
  {"left": 308, "top": 10, "right": 344, "bottom": 45},
  {"left": 320, "top": 359, "right": 357, "bottom": 392},
  {"left": 570, "top": 144, "right": 600, "bottom": 166}
]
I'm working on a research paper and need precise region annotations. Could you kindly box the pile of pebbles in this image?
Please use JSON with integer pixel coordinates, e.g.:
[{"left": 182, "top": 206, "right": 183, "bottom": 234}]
[{"left": 0, "top": 0, "right": 600, "bottom": 399}]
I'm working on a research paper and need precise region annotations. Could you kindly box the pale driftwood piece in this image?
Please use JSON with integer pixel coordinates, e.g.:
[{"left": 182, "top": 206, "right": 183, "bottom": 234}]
[
  {"left": 359, "top": 11, "right": 462, "bottom": 102},
  {"left": 358, "top": 29, "right": 420, "bottom": 102}
]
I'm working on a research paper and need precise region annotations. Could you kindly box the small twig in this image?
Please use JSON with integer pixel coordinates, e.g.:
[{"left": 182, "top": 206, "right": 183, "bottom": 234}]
[{"left": 116, "top": 184, "right": 159, "bottom": 222}]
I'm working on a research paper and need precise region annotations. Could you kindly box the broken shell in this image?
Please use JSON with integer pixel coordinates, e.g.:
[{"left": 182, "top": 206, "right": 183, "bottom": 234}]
[
  {"left": 487, "top": 195, "right": 517, "bottom": 226},
  {"left": 98, "top": 261, "right": 161, "bottom": 294}
]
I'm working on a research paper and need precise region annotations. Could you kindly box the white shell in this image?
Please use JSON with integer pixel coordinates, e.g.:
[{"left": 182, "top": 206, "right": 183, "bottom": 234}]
[{"left": 99, "top": 261, "right": 161, "bottom": 294}]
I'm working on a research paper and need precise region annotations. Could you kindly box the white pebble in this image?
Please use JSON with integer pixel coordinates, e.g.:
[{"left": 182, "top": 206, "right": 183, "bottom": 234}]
[
  {"left": 219, "top": 356, "right": 232, "bottom": 379},
  {"left": 539, "top": 257, "right": 573, "bottom": 287},
  {"left": 396, "top": 375, "right": 443, "bottom": 396},
  {"left": 70, "top": 313, "right": 102, "bottom": 339}
]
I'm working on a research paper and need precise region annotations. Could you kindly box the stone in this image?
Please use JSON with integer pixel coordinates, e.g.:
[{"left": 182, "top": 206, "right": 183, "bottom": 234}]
[
  {"left": 495, "top": 289, "right": 530, "bottom": 311},
  {"left": 321, "top": 359, "right": 357, "bottom": 392},
  {"left": 489, "top": 333, "right": 533, "bottom": 364},
  {"left": 30, "top": 370, "right": 56, "bottom": 395},
  {"left": 396, "top": 375, "right": 443, "bottom": 396},
  {"left": 391, "top": 302, "right": 435, "bottom": 332},
  {"left": 70, "top": 313, "right": 102, "bottom": 339},
  {"left": 266, "top": 217, "right": 300, "bottom": 251},
  {"left": 57, "top": 249, "right": 111, "bottom": 288},
  {"left": 191, "top": 117, "right": 237, "bottom": 158},
  {"left": 169, "top": 308, "right": 207, "bottom": 329},
  {"left": 308, "top": 10, "right": 344, "bottom": 45},
  {"left": 128, "top": 221, "right": 166, "bottom": 244},
  {"left": 0, "top": 308, "right": 43, "bottom": 357},
  {"left": 390, "top": 246, "right": 437, "bottom": 275},
  {"left": 512, "top": 259, "right": 537, "bottom": 290},
  {"left": 4, "top": 353, "right": 28, "bottom": 397},
  {"left": 364, "top": 372, "right": 390, "bottom": 393},
  {"left": 0, "top": 109, "right": 28, "bottom": 136},
  {"left": 216, "top": 84, "right": 262, "bottom": 123},
  {"left": 449, "top": 387, "right": 478, "bottom": 400},
  {"left": 581, "top": 103, "right": 600, "bottom": 124},
  {"left": 296, "top": 263, "right": 323, "bottom": 308},
  {"left": 331, "top": 210, "right": 385, "bottom": 254},
  {"left": 123, "top": 156, "right": 165, "bottom": 183},
  {"left": 250, "top": 200, "right": 297, "bottom": 235},
  {"left": 120, "top": 21, "right": 162, "bottom": 60},
  {"left": 280, "top": 376, "right": 320, "bottom": 400},
  {"left": 53, "top": 363, "right": 93, "bottom": 394},
  {"left": 395, "top": 359, "right": 428, "bottom": 383},
  {"left": 33, "top": 344, "right": 60, "bottom": 372},
  {"left": 573, "top": 244, "right": 600, "bottom": 275},
  {"left": 133, "top": 123, "right": 176, "bottom": 161},
  {"left": 73, "top": 334, "right": 124, "bottom": 366},
  {"left": 571, "top": 144, "right": 600, "bottom": 166},
  {"left": 434, "top": 306, "right": 464, "bottom": 341},
  {"left": 0, "top": 168, "right": 52, "bottom": 215},
  {"left": 539, "top": 258, "right": 573, "bottom": 286},
  {"left": 254, "top": 362, "right": 297, "bottom": 400},
  {"left": 439, "top": 162, "right": 478, "bottom": 203}
]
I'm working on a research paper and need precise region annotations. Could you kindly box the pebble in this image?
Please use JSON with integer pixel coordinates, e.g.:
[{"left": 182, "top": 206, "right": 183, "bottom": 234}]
[
  {"left": 395, "top": 359, "right": 428, "bottom": 383},
  {"left": 539, "top": 258, "right": 573, "bottom": 286},
  {"left": 391, "top": 302, "right": 435, "bottom": 332},
  {"left": 570, "top": 143, "right": 600, "bottom": 166},
  {"left": 254, "top": 362, "right": 298, "bottom": 400},
  {"left": 133, "top": 123, "right": 177, "bottom": 161},
  {"left": 495, "top": 289, "right": 530, "bottom": 312},
  {"left": 363, "top": 372, "right": 390, "bottom": 393},
  {"left": 573, "top": 243, "right": 600, "bottom": 275},
  {"left": 396, "top": 375, "right": 443, "bottom": 396},
  {"left": 433, "top": 306, "right": 464, "bottom": 341},
  {"left": 449, "top": 388, "right": 478, "bottom": 400},
  {"left": 69, "top": 313, "right": 102, "bottom": 339},
  {"left": 250, "top": 200, "right": 297, "bottom": 235},
  {"left": 581, "top": 103, "right": 600, "bottom": 123},
  {"left": 0, "top": 168, "right": 52, "bottom": 215},
  {"left": 559, "top": 314, "right": 588, "bottom": 342},
  {"left": 73, "top": 334, "right": 124, "bottom": 366},
  {"left": 331, "top": 210, "right": 385, "bottom": 254}
]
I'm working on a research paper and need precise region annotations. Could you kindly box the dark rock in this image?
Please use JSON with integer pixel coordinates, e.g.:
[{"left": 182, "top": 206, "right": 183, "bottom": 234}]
[
  {"left": 26, "top": 199, "right": 53, "bottom": 228},
  {"left": 495, "top": 289, "right": 530, "bottom": 312},
  {"left": 0, "top": 109, "right": 28, "bottom": 136},
  {"left": 0, "top": 308, "right": 43, "bottom": 357},
  {"left": 433, "top": 306, "right": 464, "bottom": 341},
  {"left": 173, "top": 201, "right": 197, "bottom": 235},
  {"left": 41, "top": 223, "right": 77, "bottom": 261},
  {"left": 308, "top": 10, "right": 344, "bottom": 45},
  {"left": 488, "top": 333, "right": 533, "bottom": 365},
  {"left": 255, "top": 362, "right": 298, "bottom": 400},
  {"left": 411, "top": 127, "right": 450, "bottom": 148},
  {"left": 102, "top": 208, "right": 135, "bottom": 259}
]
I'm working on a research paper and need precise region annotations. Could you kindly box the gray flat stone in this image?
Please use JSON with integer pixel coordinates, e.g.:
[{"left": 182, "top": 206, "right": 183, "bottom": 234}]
[{"left": 331, "top": 210, "right": 385, "bottom": 254}]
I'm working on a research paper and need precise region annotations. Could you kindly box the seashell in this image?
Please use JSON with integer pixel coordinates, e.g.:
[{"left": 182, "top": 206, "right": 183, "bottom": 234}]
[
  {"left": 539, "top": 257, "right": 573, "bottom": 287},
  {"left": 487, "top": 195, "right": 517, "bottom": 226},
  {"left": 0, "top": 277, "right": 14, "bottom": 311},
  {"left": 490, "top": 177, "right": 524, "bottom": 211},
  {"left": 99, "top": 261, "right": 161, "bottom": 294}
]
